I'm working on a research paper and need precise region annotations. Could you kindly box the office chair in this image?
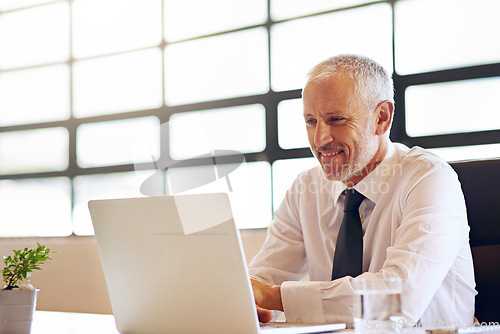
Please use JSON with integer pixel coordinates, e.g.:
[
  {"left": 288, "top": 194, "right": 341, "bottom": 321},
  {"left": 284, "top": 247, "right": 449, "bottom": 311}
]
[{"left": 451, "top": 159, "right": 500, "bottom": 323}]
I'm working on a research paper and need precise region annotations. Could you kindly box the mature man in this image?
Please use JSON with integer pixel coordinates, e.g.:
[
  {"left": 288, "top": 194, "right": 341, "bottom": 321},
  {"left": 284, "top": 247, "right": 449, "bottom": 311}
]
[{"left": 248, "top": 54, "right": 476, "bottom": 328}]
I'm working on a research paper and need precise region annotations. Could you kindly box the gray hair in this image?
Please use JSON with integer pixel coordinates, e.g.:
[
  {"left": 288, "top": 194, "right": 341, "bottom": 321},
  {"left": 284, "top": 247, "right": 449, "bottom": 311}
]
[{"left": 306, "top": 54, "right": 394, "bottom": 111}]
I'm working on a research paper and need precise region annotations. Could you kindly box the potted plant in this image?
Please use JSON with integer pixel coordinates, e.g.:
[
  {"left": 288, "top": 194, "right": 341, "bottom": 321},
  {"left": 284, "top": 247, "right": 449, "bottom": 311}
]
[{"left": 0, "top": 243, "right": 52, "bottom": 334}]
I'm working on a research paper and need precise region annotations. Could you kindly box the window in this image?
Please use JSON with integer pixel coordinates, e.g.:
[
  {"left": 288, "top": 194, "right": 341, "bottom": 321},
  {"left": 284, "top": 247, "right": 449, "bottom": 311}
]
[
  {"left": 394, "top": 0, "right": 500, "bottom": 75},
  {"left": 169, "top": 104, "right": 266, "bottom": 159},
  {"left": 0, "top": 2, "right": 69, "bottom": 69},
  {"left": 1, "top": 0, "right": 499, "bottom": 237},
  {"left": 164, "top": 0, "right": 267, "bottom": 42},
  {"left": 164, "top": 28, "right": 269, "bottom": 105},
  {"left": 72, "top": 0, "right": 162, "bottom": 59},
  {"left": 73, "top": 171, "right": 150, "bottom": 235},
  {"left": 391, "top": 0, "right": 500, "bottom": 157},
  {"left": 73, "top": 49, "right": 163, "bottom": 117},
  {"left": 0, "top": 65, "right": 70, "bottom": 125},
  {"left": 76, "top": 117, "right": 161, "bottom": 168},
  {"left": 271, "top": 3, "right": 392, "bottom": 92},
  {"left": 277, "top": 98, "right": 309, "bottom": 150},
  {"left": 0, "top": 177, "right": 72, "bottom": 237},
  {"left": 0, "top": 128, "right": 69, "bottom": 174},
  {"left": 272, "top": 157, "right": 318, "bottom": 210},
  {"left": 428, "top": 144, "right": 500, "bottom": 163},
  {"left": 405, "top": 78, "right": 500, "bottom": 137},
  {"left": 166, "top": 161, "right": 272, "bottom": 229}
]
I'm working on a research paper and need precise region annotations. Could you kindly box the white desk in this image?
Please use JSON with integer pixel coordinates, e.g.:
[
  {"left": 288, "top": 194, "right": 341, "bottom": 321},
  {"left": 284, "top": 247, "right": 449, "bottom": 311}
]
[
  {"left": 31, "top": 311, "right": 500, "bottom": 334},
  {"left": 32, "top": 311, "right": 119, "bottom": 334}
]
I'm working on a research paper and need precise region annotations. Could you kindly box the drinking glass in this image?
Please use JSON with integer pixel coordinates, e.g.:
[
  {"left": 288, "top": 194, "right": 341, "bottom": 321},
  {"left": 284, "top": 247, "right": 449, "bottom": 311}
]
[{"left": 352, "top": 276, "right": 403, "bottom": 334}]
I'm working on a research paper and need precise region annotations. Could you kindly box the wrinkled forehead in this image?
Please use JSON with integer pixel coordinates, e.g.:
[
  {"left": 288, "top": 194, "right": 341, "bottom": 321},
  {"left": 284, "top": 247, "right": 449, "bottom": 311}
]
[
  {"left": 302, "top": 73, "right": 357, "bottom": 103},
  {"left": 302, "top": 74, "right": 366, "bottom": 117}
]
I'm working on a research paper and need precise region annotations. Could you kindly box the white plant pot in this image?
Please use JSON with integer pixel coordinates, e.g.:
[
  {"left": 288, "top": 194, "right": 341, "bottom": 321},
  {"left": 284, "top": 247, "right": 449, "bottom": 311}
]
[{"left": 0, "top": 289, "right": 38, "bottom": 334}]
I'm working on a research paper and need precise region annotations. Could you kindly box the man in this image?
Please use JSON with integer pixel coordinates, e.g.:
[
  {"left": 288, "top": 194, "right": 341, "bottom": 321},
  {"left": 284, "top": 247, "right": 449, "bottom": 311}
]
[{"left": 248, "top": 54, "right": 476, "bottom": 328}]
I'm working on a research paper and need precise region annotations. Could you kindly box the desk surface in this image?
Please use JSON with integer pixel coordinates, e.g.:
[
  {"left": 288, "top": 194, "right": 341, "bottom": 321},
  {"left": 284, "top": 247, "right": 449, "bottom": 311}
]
[
  {"left": 31, "top": 312, "right": 354, "bottom": 334},
  {"left": 31, "top": 311, "right": 500, "bottom": 334},
  {"left": 32, "top": 311, "right": 118, "bottom": 334}
]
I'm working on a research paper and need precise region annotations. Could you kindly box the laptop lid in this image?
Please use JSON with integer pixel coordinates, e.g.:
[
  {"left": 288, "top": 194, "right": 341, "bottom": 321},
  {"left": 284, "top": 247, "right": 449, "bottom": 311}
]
[
  {"left": 89, "top": 193, "right": 345, "bottom": 334},
  {"left": 90, "top": 193, "right": 261, "bottom": 334}
]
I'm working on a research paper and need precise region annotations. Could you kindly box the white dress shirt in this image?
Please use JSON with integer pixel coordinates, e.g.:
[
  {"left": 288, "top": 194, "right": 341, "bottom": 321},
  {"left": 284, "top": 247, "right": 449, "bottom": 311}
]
[{"left": 248, "top": 143, "right": 476, "bottom": 328}]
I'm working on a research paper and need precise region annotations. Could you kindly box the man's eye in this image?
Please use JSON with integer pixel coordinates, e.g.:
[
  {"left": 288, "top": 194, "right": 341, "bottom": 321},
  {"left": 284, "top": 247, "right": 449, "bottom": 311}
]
[
  {"left": 305, "top": 119, "right": 316, "bottom": 126},
  {"left": 329, "top": 117, "right": 345, "bottom": 123}
]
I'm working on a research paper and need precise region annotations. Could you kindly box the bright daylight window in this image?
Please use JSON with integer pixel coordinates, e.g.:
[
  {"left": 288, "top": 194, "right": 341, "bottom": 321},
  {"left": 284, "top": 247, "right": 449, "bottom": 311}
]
[{"left": 0, "top": 0, "right": 499, "bottom": 237}]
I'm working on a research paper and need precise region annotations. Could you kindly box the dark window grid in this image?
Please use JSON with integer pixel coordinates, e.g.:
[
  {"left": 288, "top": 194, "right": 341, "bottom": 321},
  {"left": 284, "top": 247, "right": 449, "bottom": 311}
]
[
  {"left": 392, "top": 63, "right": 500, "bottom": 150},
  {"left": 0, "top": 89, "right": 303, "bottom": 179},
  {"left": 2, "top": 62, "right": 500, "bottom": 177},
  {"left": 0, "top": 0, "right": 499, "bottom": 235}
]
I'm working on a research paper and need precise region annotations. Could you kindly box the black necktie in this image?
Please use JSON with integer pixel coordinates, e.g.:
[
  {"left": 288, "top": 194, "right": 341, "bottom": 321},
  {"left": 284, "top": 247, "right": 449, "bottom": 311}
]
[{"left": 331, "top": 188, "right": 365, "bottom": 280}]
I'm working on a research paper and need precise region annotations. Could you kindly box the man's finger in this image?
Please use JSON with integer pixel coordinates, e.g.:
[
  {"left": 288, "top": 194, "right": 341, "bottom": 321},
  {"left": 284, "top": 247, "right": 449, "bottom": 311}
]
[{"left": 256, "top": 304, "right": 274, "bottom": 323}]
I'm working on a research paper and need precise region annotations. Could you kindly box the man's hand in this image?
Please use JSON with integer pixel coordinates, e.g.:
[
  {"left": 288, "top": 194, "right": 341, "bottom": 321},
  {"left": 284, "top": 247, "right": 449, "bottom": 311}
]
[
  {"left": 255, "top": 304, "right": 274, "bottom": 323},
  {"left": 250, "top": 276, "right": 284, "bottom": 323}
]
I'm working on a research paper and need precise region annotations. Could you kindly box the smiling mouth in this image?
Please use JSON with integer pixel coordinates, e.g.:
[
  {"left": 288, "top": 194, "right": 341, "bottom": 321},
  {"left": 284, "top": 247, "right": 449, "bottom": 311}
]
[
  {"left": 320, "top": 150, "right": 342, "bottom": 157},
  {"left": 316, "top": 147, "right": 345, "bottom": 158}
]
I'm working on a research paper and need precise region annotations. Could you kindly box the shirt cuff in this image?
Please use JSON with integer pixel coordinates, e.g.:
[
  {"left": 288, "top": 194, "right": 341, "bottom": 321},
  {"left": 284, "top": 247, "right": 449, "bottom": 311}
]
[{"left": 281, "top": 280, "right": 325, "bottom": 323}]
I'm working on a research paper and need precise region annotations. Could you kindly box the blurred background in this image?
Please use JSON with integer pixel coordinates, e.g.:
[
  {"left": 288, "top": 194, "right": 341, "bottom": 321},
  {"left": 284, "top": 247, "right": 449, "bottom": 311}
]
[{"left": 0, "top": 0, "right": 499, "bottom": 237}]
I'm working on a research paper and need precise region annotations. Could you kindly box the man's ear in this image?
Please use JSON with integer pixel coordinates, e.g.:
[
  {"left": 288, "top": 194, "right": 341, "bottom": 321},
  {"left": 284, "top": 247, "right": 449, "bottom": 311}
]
[{"left": 373, "top": 100, "right": 394, "bottom": 136}]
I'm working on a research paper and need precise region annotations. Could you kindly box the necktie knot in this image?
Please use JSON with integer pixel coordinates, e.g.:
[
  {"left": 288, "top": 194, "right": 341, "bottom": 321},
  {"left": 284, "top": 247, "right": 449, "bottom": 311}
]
[{"left": 344, "top": 188, "right": 365, "bottom": 212}]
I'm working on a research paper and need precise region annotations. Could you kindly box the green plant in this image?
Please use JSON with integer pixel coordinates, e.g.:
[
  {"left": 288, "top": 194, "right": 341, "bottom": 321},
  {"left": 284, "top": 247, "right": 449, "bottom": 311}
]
[{"left": 2, "top": 243, "right": 52, "bottom": 290}]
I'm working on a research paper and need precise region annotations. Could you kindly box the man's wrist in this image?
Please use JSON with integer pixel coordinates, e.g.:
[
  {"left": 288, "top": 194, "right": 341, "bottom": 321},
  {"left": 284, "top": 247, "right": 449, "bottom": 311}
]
[{"left": 266, "top": 284, "right": 283, "bottom": 312}]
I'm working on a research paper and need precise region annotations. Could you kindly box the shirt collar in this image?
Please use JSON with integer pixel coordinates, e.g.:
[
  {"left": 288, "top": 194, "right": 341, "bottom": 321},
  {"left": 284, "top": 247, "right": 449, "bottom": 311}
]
[{"left": 332, "top": 180, "right": 347, "bottom": 204}]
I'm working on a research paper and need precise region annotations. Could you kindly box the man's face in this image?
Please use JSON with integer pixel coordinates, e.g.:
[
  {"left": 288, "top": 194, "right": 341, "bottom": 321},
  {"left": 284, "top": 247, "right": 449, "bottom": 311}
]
[{"left": 302, "top": 75, "right": 380, "bottom": 185}]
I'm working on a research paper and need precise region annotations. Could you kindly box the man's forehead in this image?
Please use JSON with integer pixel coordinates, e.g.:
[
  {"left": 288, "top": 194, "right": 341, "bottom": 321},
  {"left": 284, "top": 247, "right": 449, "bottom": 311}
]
[
  {"left": 303, "top": 74, "right": 355, "bottom": 95},
  {"left": 303, "top": 77, "right": 355, "bottom": 103}
]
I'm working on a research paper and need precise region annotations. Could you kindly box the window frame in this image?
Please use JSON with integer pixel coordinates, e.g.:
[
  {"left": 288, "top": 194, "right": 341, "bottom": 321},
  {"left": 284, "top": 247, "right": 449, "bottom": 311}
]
[{"left": 0, "top": 0, "right": 499, "bottom": 236}]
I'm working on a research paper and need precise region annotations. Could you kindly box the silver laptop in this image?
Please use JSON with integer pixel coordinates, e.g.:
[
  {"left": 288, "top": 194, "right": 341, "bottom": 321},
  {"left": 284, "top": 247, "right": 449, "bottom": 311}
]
[{"left": 89, "top": 193, "right": 345, "bottom": 334}]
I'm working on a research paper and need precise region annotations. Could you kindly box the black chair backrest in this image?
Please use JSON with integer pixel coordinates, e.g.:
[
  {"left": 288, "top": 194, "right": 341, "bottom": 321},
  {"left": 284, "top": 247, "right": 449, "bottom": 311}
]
[{"left": 450, "top": 159, "right": 500, "bottom": 322}]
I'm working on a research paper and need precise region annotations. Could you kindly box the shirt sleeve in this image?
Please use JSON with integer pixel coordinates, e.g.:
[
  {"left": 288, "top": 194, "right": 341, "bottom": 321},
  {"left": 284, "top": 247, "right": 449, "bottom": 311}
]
[{"left": 248, "top": 179, "right": 309, "bottom": 284}]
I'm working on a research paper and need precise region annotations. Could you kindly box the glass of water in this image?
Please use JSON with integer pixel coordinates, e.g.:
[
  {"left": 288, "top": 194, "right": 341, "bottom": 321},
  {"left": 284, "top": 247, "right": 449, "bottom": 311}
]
[{"left": 352, "top": 276, "right": 403, "bottom": 334}]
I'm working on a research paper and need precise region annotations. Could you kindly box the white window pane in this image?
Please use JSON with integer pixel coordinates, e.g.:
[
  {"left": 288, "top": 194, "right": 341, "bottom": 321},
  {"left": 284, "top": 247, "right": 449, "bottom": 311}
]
[
  {"left": 405, "top": 77, "right": 500, "bottom": 137},
  {"left": 165, "top": 0, "right": 267, "bottom": 42},
  {"left": 77, "top": 116, "right": 160, "bottom": 168},
  {"left": 166, "top": 161, "right": 272, "bottom": 229},
  {"left": 169, "top": 104, "right": 266, "bottom": 160},
  {"left": 73, "top": 48, "right": 163, "bottom": 117},
  {"left": 395, "top": 0, "right": 500, "bottom": 75},
  {"left": 429, "top": 144, "right": 500, "bottom": 162},
  {"left": 165, "top": 28, "right": 268, "bottom": 105},
  {"left": 271, "top": 0, "right": 378, "bottom": 21},
  {"left": 272, "top": 158, "right": 318, "bottom": 211},
  {"left": 72, "top": 0, "right": 162, "bottom": 58},
  {"left": 0, "top": 65, "right": 69, "bottom": 126},
  {"left": 278, "top": 98, "right": 309, "bottom": 149},
  {"left": 0, "top": 177, "right": 72, "bottom": 237},
  {"left": 0, "top": 127, "right": 68, "bottom": 174},
  {"left": 73, "top": 172, "right": 150, "bottom": 235},
  {"left": 0, "top": 0, "right": 53, "bottom": 11},
  {"left": 271, "top": 3, "right": 392, "bottom": 92},
  {"left": 0, "top": 2, "right": 69, "bottom": 70}
]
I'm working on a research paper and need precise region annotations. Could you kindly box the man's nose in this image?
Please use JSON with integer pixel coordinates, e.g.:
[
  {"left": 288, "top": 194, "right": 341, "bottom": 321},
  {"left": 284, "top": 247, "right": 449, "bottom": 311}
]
[{"left": 314, "top": 122, "right": 333, "bottom": 148}]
